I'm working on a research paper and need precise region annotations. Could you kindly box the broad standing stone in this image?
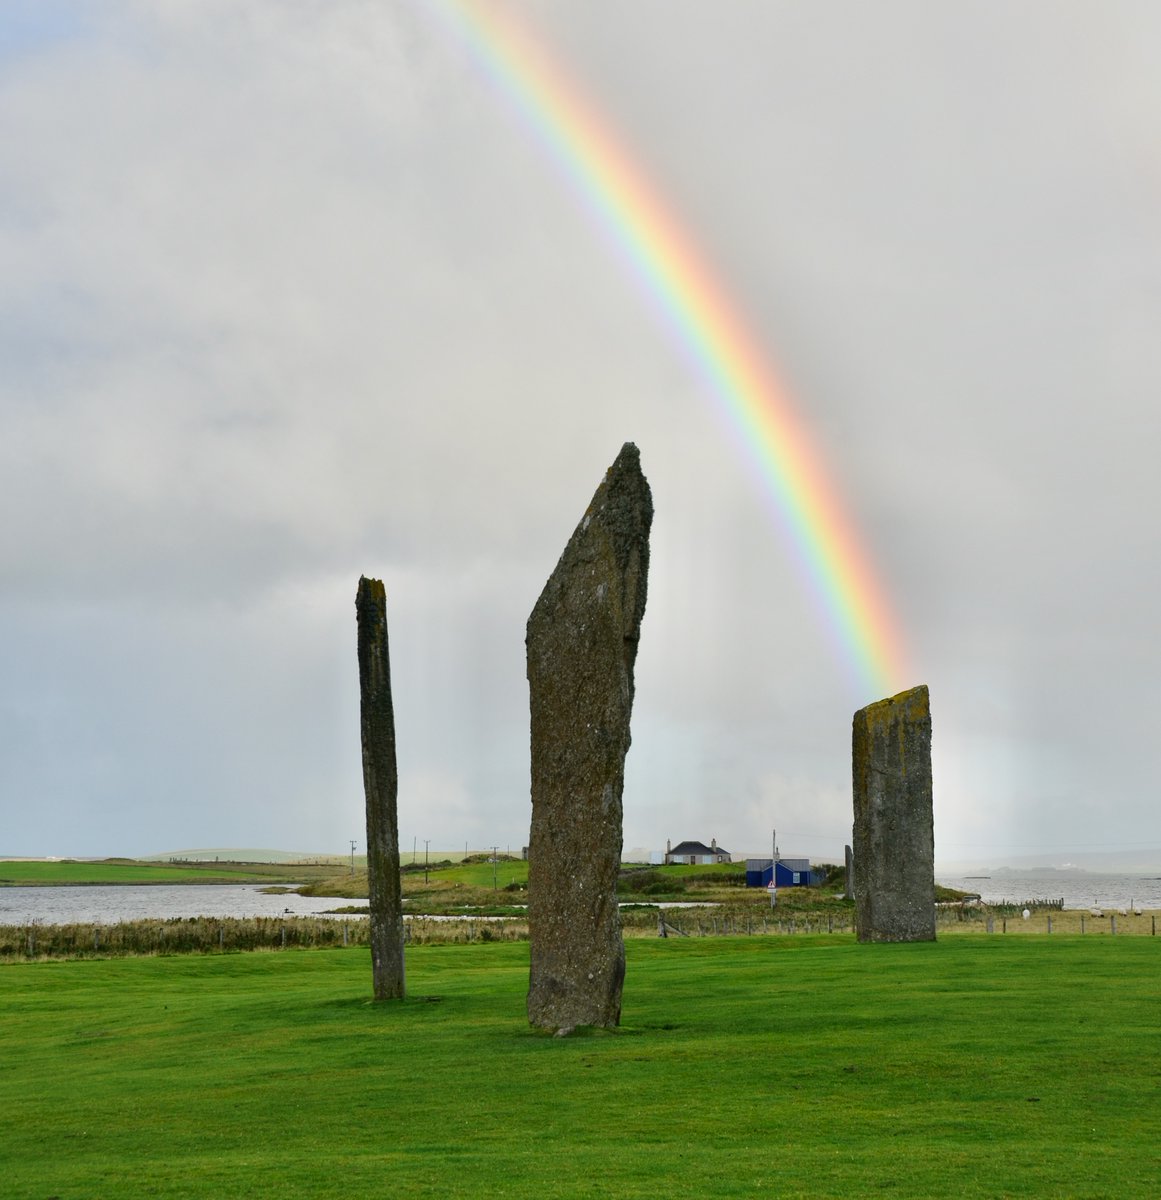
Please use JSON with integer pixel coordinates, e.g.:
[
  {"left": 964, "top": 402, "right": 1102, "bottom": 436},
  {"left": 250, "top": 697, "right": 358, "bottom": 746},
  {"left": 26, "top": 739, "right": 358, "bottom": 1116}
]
[
  {"left": 526, "top": 443, "right": 652, "bottom": 1032},
  {"left": 852, "top": 684, "right": 935, "bottom": 943},
  {"left": 356, "top": 576, "right": 405, "bottom": 999}
]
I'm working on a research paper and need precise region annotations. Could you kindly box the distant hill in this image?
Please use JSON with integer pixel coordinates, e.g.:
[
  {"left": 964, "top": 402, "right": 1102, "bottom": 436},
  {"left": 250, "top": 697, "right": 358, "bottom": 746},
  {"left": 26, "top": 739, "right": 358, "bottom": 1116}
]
[
  {"left": 936, "top": 849, "right": 1161, "bottom": 873},
  {"left": 143, "top": 848, "right": 349, "bottom": 865}
]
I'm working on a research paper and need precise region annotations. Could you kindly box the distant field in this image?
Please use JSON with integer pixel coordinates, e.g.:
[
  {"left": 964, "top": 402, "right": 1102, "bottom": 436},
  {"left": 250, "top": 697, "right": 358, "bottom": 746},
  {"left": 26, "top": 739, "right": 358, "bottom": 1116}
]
[
  {"left": 2, "top": 936, "right": 1159, "bottom": 1197},
  {"left": 138, "top": 849, "right": 527, "bottom": 866},
  {"left": 0, "top": 859, "right": 338, "bottom": 887}
]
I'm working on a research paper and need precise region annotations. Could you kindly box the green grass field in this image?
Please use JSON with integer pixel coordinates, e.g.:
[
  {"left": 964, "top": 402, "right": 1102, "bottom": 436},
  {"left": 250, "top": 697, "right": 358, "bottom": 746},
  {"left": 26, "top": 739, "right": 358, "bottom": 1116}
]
[
  {"left": 2, "top": 936, "right": 1159, "bottom": 1197},
  {"left": 0, "top": 858, "right": 340, "bottom": 886}
]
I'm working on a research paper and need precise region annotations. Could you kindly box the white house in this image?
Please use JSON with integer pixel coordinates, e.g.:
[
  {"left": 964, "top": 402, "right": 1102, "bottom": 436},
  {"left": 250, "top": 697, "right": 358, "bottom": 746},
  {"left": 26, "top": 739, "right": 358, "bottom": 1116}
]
[{"left": 663, "top": 838, "right": 731, "bottom": 865}]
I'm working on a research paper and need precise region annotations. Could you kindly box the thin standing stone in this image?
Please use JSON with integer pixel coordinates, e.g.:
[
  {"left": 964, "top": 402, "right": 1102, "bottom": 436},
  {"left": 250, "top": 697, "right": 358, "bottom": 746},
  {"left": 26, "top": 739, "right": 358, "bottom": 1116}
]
[
  {"left": 356, "top": 575, "right": 405, "bottom": 1000},
  {"left": 852, "top": 684, "right": 936, "bottom": 943},
  {"left": 526, "top": 443, "right": 652, "bottom": 1033}
]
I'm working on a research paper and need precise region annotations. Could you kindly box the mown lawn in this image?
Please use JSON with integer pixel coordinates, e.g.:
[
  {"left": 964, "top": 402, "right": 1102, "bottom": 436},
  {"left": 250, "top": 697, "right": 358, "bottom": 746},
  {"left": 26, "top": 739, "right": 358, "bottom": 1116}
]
[{"left": 2, "top": 936, "right": 1159, "bottom": 1198}]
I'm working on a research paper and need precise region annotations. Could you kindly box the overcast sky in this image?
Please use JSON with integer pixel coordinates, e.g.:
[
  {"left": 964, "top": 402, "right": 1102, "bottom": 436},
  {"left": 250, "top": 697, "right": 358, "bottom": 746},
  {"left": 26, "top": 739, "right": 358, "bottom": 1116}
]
[{"left": 3, "top": 1, "right": 1159, "bottom": 869}]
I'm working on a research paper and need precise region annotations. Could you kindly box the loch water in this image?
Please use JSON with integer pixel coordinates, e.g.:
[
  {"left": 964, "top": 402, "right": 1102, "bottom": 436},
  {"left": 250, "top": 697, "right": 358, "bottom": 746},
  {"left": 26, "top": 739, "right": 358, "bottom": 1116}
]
[
  {"left": 935, "top": 870, "right": 1161, "bottom": 910},
  {"left": 0, "top": 883, "right": 355, "bottom": 926}
]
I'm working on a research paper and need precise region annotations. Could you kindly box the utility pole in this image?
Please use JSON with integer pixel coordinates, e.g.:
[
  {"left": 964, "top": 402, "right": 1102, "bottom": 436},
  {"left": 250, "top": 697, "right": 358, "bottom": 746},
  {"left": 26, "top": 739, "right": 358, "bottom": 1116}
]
[{"left": 350, "top": 840, "right": 357, "bottom": 876}]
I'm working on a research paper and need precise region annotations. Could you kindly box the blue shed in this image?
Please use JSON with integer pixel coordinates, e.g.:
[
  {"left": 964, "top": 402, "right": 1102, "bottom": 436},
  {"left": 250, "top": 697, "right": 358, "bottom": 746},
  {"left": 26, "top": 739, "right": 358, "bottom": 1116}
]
[{"left": 745, "top": 857, "right": 817, "bottom": 888}]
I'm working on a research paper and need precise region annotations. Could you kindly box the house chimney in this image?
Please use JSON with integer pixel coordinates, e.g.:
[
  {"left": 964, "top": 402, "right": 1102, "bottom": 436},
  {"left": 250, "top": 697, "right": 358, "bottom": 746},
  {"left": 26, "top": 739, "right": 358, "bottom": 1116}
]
[{"left": 711, "top": 837, "right": 717, "bottom": 852}]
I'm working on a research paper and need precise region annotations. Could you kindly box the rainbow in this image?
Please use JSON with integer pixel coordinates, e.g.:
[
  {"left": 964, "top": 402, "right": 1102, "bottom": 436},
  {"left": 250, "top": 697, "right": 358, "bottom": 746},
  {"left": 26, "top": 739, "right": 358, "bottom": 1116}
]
[{"left": 425, "top": 0, "right": 908, "bottom": 699}]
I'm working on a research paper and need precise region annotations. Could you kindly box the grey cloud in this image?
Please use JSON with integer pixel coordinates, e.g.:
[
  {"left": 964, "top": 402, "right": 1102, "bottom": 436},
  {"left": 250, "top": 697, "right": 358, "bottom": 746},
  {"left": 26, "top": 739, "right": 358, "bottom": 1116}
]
[{"left": 3, "top": 1, "right": 1160, "bottom": 866}]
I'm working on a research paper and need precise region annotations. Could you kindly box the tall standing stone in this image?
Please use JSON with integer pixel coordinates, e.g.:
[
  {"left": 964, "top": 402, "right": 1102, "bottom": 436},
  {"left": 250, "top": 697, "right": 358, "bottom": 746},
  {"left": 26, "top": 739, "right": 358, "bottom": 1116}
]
[
  {"left": 844, "top": 843, "right": 854, "bottom": 901},
  {"left": 852, "top": 684, "right": 935, "bottom": 943},
  {"left": 356, "top": 576, "right": 405, "bottom": 1000},
  {"left": 526, "top": 443, "right": 652, "bottom": 1033}
]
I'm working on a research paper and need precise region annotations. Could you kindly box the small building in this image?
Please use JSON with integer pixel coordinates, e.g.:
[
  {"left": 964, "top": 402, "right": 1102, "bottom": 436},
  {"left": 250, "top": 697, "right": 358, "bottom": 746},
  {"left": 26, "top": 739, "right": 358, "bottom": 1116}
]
[
  {"left": 745, "top": 857, "right": 817, "bottom": 888},
  {"left": 664, "top": 838, "right": 731, "bottom": 865}
]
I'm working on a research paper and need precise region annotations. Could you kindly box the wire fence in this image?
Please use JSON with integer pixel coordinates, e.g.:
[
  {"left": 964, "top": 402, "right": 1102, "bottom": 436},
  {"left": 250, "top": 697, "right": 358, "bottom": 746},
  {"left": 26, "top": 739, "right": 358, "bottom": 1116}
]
[
  {"left": 4, "top": 900, "right": 1156, "bottom": 961},
  {"left": 642, "top": 911, "right": 855, "bottom": 938},
  {"left": 938, "top": 905, "right": 1159, "bottom": 937}
]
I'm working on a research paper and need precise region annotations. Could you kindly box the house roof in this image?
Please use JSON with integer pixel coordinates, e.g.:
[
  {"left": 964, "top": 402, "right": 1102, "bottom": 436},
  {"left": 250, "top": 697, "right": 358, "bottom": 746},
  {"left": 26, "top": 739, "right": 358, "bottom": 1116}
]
[
  {"left": 746, "top": 857, "right": 811, "bottom": 871},
  {"left": 668, "top": 840, "right": 729, "bottom": 857}
]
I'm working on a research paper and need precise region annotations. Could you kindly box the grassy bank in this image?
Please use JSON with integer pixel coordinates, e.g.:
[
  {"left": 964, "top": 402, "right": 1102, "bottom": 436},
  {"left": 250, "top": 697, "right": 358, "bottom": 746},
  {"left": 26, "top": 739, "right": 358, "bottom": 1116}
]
[
  {"left": 302, "top": 858, "right": 821, "bottom": 909},
  {"left": 299, "top": 854, "right": 532, "bottom": 905},
  {"left": 300, "top": 859, "right": 972, "bottom": 913},
  {"left": 0, "top": 915, "right": 530, "bottom": 959},
  {"left": 2, "top": 937, "right": 1160, "bottom": 1197}
]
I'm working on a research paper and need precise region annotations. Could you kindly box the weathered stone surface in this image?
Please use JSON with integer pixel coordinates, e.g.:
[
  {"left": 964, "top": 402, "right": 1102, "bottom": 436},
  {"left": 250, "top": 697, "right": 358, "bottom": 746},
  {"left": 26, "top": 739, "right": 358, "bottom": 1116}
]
[
  {"left": 844, "top": 843, "right": 854, "bottom": 901},
  {"left": 356, "top": 576, "right": 405, "bottom": 999},
  {"left": 852, "top": 684, "right": 935, "bottom": 943},
  {"left": 526, "top": 443, "right": 652, "bottom": 1032}
]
